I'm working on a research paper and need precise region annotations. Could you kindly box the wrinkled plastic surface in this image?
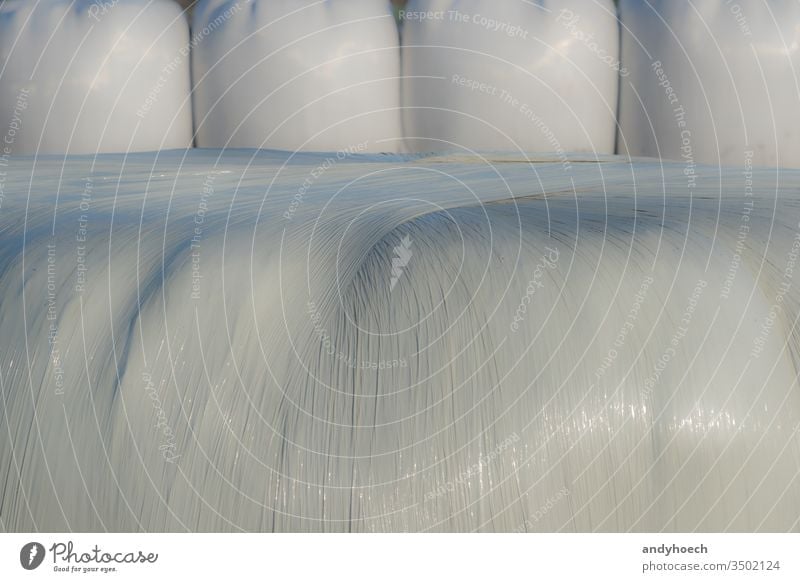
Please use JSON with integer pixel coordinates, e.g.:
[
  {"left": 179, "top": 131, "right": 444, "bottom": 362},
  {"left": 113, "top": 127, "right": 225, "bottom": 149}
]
[
  {"left": 1, "top": 151, "right": 799, "bottom": 531},
  {"left": 618, "top": 0, "right": 800, "bottom": 167},
  {"left": 401, "top": 0, "right": 619, "bottom": 153},
  {"left": 192, "top": 0, "right": 403, "bottom": 152},
  {"left": 0, "top": 0, "right": 193, "bottom": 155}
]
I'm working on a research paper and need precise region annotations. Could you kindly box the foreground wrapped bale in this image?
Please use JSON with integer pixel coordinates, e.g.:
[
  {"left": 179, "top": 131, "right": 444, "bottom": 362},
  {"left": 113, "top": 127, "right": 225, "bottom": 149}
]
[{"left": 0, "top": 151, "right": 799, "bottom": 532}]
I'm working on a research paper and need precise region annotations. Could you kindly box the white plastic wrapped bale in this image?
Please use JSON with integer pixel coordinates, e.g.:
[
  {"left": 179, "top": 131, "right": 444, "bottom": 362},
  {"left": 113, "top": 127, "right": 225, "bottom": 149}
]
[
  {"left": 1, "top": 151, "right": 799, "bottom": 532},
  {"left": 192, "top": 0, "right": 403, "bottom": 152},
  {"left": 618, "top": 0, "right": 800, "bottom": 168},
  {"left": 0, "top": 0, "right": 193, "bottom": 155},
  {"left": 401, "top": 0, "right": 619, "bottom": 153}
]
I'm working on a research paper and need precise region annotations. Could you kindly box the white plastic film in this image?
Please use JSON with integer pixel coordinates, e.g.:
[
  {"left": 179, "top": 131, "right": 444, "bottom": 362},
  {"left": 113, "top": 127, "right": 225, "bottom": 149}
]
[
  {"left": 191, "top": 0, "right": 403, "bottom": 152},
  {"left": 0, "top": 152, "right": 798, "bottom": 532},
  {"left": 618, "top": 0, "right": 800, "bottom": 168},
  {"left": 401, "top": 0, "right": 619, "bottom": 154},
  {"left": 0, "top": 0, "right": 193, "bottom": 155}
]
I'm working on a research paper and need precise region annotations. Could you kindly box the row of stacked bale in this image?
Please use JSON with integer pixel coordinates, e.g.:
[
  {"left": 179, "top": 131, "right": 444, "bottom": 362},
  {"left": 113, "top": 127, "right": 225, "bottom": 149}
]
[{"left": 0, "top": 1, "right": 797, "bottom": 167}]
